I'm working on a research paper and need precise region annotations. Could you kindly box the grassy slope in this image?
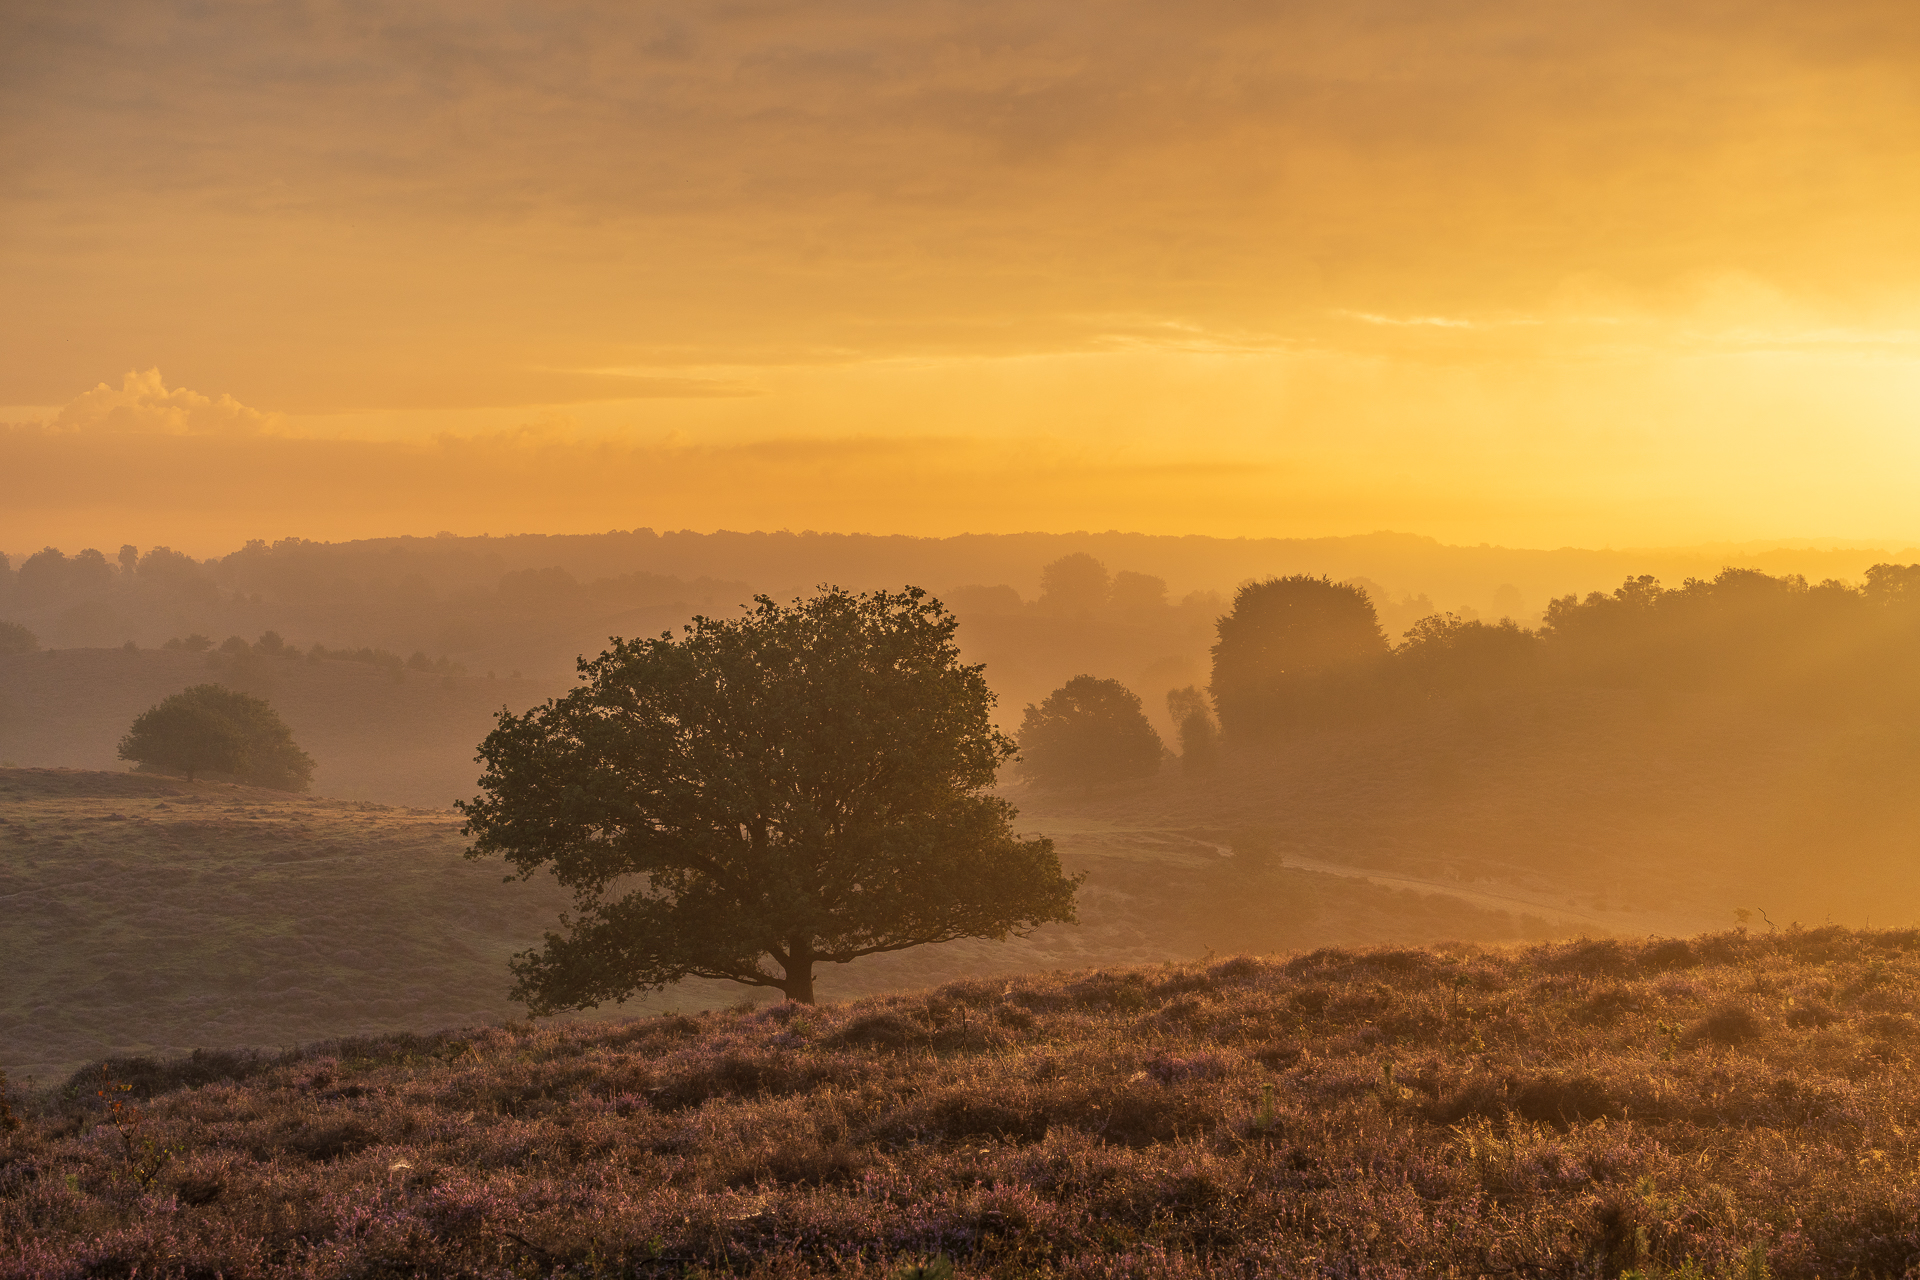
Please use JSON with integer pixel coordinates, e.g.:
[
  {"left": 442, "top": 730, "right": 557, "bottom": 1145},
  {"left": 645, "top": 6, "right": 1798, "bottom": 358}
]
[
  {"left": 7, "top": 929, "right": 1920, "bottom": 1277},
  {"left": 2, "top": 768, "right": 1559, "bottom": 1085}
]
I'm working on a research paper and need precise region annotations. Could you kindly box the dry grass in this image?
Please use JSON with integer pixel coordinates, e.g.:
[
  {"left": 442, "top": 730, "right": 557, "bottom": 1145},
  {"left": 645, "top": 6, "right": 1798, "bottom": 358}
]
[{"left": 7, "top": 928, "right": 1920, "bottom": 1277}]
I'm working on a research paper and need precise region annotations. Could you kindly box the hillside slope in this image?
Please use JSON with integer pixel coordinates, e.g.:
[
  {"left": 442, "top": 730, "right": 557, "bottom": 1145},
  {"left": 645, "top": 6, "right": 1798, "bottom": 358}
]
[
  {"left": 1, "top": 768, "right": 1559, "bottom": 1085},
  {"left": 7, "top": 929, "right": 1920, "bottom": 1277}
]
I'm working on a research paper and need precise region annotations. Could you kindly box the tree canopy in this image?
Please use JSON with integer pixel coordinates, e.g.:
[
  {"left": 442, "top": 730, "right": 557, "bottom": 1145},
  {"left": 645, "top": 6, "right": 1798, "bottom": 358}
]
[
  {"left": 1166, "top": 685, "right": 1218, "bottom": 773},
  {"left": 1395, "top": 613, "right": 1540, "bottom": 696},
  {"left": 1015, "top": 675, "right": 1164, "bottom": 788},
  {"left": 0, "top": 620, "right": 37, "bottom": 655},
  {"left": 1209, "top": 575, "right": 1388, "bottom": 739},
  {"left": 117, "top": 684, "right": 315, "bottom": 789},
  {"left": 458, "top": 586, "right": 1080, "bottom": 1008}
]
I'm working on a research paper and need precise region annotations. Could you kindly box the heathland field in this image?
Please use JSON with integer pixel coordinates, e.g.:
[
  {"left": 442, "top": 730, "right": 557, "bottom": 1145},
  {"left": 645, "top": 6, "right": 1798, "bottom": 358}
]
[
  {"left": 7, "top": 929, "right": 1920, "bottom": 1277},
  {"left": 2, "top": 767, "right": 1565, "bottom": 1086}
]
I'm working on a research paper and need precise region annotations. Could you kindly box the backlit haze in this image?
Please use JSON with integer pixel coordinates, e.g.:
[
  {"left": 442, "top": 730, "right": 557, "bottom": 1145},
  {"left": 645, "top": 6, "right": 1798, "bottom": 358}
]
[{"left": 5, "top": 0, "right": 1920, "bottom": 555}]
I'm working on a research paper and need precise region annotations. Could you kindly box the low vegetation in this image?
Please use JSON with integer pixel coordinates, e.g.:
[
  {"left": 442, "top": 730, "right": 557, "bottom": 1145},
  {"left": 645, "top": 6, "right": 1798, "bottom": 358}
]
[
  {"left": 117, "top": 683, "right": 314, "bottom": 789},
  {"left": 7, "top": 928, "right": 1920, "bottom": 1276}
]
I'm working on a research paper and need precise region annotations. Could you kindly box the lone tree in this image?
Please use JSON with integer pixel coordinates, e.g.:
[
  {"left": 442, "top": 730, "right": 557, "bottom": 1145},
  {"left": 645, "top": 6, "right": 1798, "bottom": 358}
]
[
  {"left": 459, "top": 586, "right": 1080, "bottom": 1009},
  {"left": 1014, "top": 675, "right": 1163, "bottom": 788},
  {"left": 117, "top": 684, "right": 315, "bottom": 789},
  {"left": 0, "top": 620, "right": 37, "bottom": 655},
  {"left": 1210, "top": 575, "right": 1388, "bottom": 739}
]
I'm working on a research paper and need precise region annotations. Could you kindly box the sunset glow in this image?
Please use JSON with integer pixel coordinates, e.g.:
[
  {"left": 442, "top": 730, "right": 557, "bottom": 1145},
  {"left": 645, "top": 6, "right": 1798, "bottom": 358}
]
[{"left": 5, "top": 1, "right": 1919, "bottom": 552}]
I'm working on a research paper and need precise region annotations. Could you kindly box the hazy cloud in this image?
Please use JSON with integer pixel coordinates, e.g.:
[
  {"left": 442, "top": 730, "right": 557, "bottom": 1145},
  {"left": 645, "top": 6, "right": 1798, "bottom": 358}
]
[
  {"left": 49, "top": 369, "right": 283, "bottom": 436},
  {"left": 4, "top": 1, "right": 1920, "bottom": 548},
  {"left": 6, "top": 0, "right": 1919, "bottom": 406}
]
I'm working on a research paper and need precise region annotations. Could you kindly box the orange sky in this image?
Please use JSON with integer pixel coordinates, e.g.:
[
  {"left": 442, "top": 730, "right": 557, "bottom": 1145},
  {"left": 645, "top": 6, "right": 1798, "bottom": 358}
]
[{"left": 4, "top": 0, "right": 1919, "bottom": 556}]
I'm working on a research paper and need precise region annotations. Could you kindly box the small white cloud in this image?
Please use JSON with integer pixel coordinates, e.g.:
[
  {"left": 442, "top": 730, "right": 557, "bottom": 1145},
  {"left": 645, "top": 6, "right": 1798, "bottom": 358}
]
[{"left": 51, "top": 368, "right": 281, "bottom": 436}]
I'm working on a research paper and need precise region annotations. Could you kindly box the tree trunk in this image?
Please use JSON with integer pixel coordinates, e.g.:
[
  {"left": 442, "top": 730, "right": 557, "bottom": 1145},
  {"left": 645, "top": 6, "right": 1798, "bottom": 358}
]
[{"left": 781, "top": 936, "right": 816, "bottom": 1004}]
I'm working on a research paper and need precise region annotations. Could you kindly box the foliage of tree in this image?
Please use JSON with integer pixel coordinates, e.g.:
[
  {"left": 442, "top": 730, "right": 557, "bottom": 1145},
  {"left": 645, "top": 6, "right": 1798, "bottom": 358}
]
[
  {"left": 1109, "top": 569, "right": 1170, "bottom": 613},
  {"left": 0, "top": 620, "right": 38, "bottom": 655},
  {"left": 1395, "top": 613, "right": 1541, "bottom": 696},
  {"left": 1037, "top": 553, "right": 1111, "bottom": 614},
  {"left": 1209, "top": 575, "right": 1389, "bottom": 739},
  {"left": 459, "top": 586, "right": 1080, "bottom": 1008},
  {"left": 1015, "top": 675, "right": 1164, "bottom": 788},
  {"left": 117, "top": 684, "right": 315, "bottom": 789},
  {"left": 1536, "top": 566, "right": 1909, "bottom": 704},
  {"left": 1166, "top": 685, "right": 1218, "bottom": 774}
]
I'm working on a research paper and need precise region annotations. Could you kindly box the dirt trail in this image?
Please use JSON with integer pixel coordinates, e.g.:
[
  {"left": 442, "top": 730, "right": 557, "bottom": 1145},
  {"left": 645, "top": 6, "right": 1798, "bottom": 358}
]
[{"left": 1037, "top": 824, "right": 1709, "bottom": 938}]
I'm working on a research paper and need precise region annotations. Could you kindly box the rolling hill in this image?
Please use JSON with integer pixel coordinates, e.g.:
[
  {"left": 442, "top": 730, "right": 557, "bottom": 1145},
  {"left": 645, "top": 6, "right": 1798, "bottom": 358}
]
[{"left": 2, "top": 766, "right": 1561, "bottom": 1086}]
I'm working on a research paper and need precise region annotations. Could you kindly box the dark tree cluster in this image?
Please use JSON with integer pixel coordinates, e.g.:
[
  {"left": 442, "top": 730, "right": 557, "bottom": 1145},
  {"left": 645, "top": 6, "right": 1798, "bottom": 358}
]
[{"left": 1204, "top": 564, "right": 1920, "bottom": 742}]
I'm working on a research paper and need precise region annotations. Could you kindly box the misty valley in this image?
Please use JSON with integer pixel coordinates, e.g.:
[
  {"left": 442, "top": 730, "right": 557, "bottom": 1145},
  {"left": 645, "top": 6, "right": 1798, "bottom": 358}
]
[{"left": 5, "top": 532, "right": 1920, "bottom": 1277}]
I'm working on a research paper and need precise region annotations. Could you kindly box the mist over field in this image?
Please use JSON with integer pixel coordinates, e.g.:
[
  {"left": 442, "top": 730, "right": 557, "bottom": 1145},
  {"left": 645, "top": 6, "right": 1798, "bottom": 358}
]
[
  {"left": 9, "top": 0, "right": 1920, "bottom": 1272},
  {"left": 8, "top": 527, "right": 1920, "bottom": 1078}
]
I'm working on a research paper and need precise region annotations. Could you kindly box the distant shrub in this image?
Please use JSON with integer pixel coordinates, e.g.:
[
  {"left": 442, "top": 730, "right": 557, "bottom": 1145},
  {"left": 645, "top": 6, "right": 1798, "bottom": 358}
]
[
  {"left": 0, "top": 620, "right": 37, "bottom": 654},
  {"left": 307, "top": 643, "right": 464, "bottom": 675},
  {"left": 162, "top": 633, "right": 214, "bottom": 652},
  {"left": 117, "top": 683, "right": 315, "bottom": 790},
  {"left": 1166, "top": 685, "right": 1218, "bottom": 774}
]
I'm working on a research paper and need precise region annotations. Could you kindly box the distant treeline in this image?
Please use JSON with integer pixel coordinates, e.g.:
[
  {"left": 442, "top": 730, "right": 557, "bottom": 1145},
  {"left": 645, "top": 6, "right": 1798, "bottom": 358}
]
[
  {"left": 0, "top": 540, "right": 751, "bottom": 676},
  {"left": 1210, "top": 565, "right": 1920, "bottom": 740},
  {"left": 7, "top": 538, "right": 1920, "bottom": 747}
]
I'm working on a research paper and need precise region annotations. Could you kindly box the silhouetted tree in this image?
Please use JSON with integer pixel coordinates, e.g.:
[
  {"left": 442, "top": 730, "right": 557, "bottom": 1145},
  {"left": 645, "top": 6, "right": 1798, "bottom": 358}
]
[
  {"left": 1864, "top": 562, "right": 1920, "bottom": 609},
  {"left": 1038, "top": 553, "right": 1110, "bottom": 615},
  {"left": 1209, "top": 575, "right": 1389, "bottom": 739},
  {"left": 459, "top": 586, "right": 1080, "bottom": 1008},
  {"left": 1016, "top": 675, "right": 1163, "bottom": 788},
  {"left": 117, "top": 684, "right": 315, "bottom": 789},
  {"left": 0, "top": 620, "right": 37, "bottom": 655},
  {"left": 15, "top": 548, "right": 69, "bottom": 605},
  {"left": 1110, "top": 570, "right": 1169, "bottom": 614},
  {"left": 68, "top": 548, "right": 113, "bottom": 592},
  {"left": 1166, "top": 685, "right": 1218, "bottom": 773},
  {"left": 1395, "top": 613, "right": 1542, "bottom": 695}
]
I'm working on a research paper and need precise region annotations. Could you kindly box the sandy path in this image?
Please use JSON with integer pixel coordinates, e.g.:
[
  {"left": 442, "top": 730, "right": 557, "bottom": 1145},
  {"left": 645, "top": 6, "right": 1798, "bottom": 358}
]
[{"left": 1036, "top": 824, "right": 1710, "bottom": 937}]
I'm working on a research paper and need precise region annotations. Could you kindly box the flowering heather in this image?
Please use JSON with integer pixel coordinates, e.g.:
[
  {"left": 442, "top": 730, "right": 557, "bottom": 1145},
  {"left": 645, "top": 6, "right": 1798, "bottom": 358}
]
[{"left": 7, "top": 928, "right": 1920, "bottom": 1276}]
